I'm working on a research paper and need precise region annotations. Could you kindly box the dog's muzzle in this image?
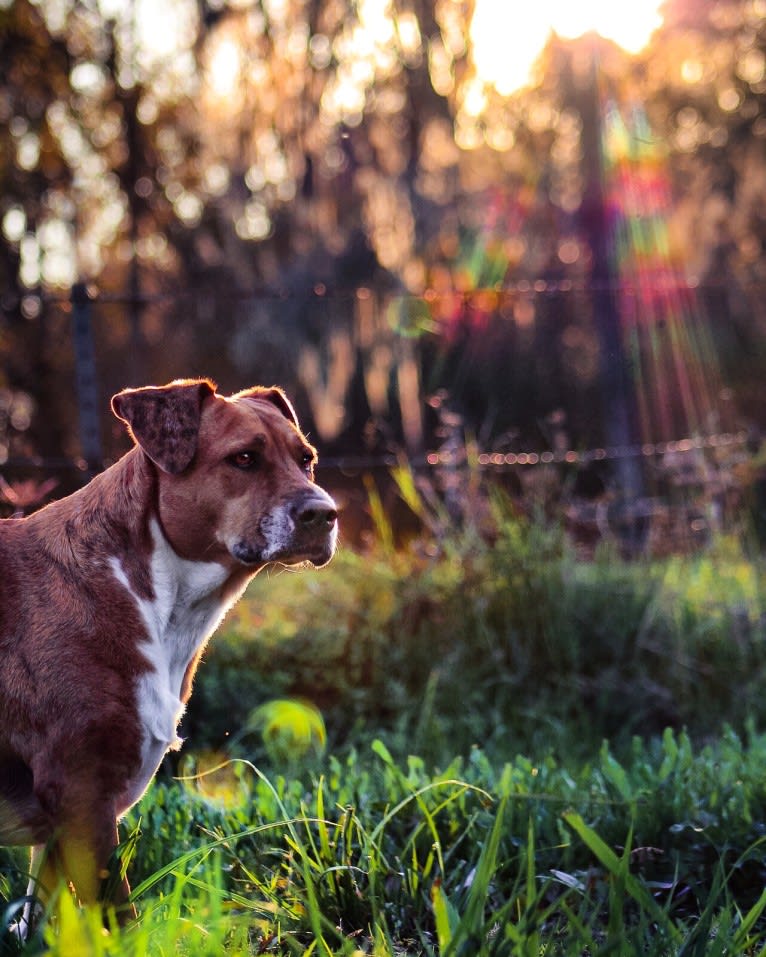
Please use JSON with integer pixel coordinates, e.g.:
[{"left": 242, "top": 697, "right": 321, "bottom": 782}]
[{"left": 232, "top": 490, "right": 338, "bottom": 567}]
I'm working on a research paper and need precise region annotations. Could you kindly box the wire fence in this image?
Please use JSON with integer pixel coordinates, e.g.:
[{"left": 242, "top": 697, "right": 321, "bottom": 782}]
[
  {"left": 9, "top": 271, "right": 766, "bottom": 309},
  {"left": 1, "top": 278, "right": 764, "bottom": 550}
]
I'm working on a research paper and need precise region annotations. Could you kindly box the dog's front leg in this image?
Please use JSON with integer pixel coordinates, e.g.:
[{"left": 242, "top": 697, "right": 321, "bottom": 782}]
[
  {"left": 26, "top": 808, "right": 136, "bottom": 931},
  {"left": 58, "top": 811, "right": 136, "bottom": 920}
]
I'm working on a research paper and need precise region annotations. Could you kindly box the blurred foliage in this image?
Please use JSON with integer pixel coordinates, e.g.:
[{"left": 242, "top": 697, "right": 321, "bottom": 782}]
[
  {"left": 0, "top": 0, "right": 765, "bottom": 469},
  {"left": 2, "top": 0, "right": 763, "bottom": 299},
  {"left": 180, "top": 499, "right": 766, "bottom": 766}
]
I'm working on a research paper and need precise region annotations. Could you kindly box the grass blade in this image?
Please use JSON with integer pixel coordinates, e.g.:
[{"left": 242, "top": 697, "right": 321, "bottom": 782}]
[{"left": 563, "top": 811, "right": 676, "bottom": 937}]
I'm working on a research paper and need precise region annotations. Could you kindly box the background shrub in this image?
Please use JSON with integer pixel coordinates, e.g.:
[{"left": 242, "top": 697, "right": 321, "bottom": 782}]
[{"left": 182, "top": 508, "right": 766, "bottom": 765}]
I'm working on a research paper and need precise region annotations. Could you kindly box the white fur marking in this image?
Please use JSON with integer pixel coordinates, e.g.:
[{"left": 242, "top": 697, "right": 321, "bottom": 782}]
[
  {"left": 259, "top": 504, "right": 297, "bottom": 560},
  {"left": 110, "top": 520, "right": 242, "bottom": 813}
]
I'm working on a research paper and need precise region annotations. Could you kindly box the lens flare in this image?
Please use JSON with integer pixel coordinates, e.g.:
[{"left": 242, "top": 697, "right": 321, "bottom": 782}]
[{"left": 601, "top": 101, "right": 724, "bottom": 443}]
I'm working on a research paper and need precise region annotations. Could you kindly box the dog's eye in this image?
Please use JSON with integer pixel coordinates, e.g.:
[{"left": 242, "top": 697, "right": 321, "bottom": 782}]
[
  {"left": 228, "top": 451, "right": 259, "bottom": 470},
  {"left": 301, "top": 451, "right": 315, "bottom": 475}
]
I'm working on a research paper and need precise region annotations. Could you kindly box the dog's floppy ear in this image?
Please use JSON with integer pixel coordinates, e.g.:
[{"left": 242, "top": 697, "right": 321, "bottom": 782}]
[
  {"left": 111, "top": 379, "right": 216, "bottom": 474},
  {"left": 234, "top": 386, "right": 299, "bottom": 428}
]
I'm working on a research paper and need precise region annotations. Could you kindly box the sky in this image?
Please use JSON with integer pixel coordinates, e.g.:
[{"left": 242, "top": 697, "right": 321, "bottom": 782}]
[{"left": 470, "top": 0, "right": 665, "bottom": 94}]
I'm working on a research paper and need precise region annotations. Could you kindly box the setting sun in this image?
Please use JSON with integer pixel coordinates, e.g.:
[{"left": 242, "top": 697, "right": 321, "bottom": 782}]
[{"left": 470, "top": 0, "right": 665, "bottom": 95}]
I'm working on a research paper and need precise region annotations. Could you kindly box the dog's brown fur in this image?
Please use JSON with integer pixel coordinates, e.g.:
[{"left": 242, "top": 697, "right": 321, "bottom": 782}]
[{"left": 0, "top": 379, "right": 337, "bottom": 927}]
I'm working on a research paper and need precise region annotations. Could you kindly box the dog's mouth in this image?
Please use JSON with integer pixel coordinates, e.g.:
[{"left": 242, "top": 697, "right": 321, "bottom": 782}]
[{"left": 231, "top": 537, "right": 337, "bottom": 568}]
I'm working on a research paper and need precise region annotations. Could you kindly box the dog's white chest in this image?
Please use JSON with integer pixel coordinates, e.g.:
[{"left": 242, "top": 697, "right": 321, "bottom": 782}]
[{"left": 109, "top": 521, "right": 235, "bottom": 813}]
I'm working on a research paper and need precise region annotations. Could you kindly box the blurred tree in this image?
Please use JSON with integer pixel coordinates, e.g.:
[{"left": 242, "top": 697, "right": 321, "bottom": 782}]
[
  {"left": 642, "top": 0, "right": 766, "bottom": 423},
  {"left": 0, "top": 0, "right": 764, "bottom": 471},
  {"left": 0, "top": 0, "right": 76, "bottom": 460}
]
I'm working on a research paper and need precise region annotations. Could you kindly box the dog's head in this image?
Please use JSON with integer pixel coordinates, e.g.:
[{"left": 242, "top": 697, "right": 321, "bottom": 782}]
[{"left": 112, "top": 379, "right": 338, "bottom": 569}]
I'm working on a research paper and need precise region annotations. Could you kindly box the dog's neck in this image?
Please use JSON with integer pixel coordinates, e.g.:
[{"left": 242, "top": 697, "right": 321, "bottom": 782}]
[{"left": 27, "top": 449, "right": 156, "bottom": 579}]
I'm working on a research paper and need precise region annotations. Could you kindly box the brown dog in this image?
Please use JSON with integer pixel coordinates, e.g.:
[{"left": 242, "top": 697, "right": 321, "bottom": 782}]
[{"left": 0, "top": 379, "right": 337, "bottom": 928}]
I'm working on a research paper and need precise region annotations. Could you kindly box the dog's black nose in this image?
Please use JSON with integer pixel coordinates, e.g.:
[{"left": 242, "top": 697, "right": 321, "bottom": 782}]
[{"left": 292, "top": 498, "right": 338, "bottom": 530}]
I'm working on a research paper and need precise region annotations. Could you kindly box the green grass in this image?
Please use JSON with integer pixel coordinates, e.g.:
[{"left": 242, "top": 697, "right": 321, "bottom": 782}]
[{"left": 5, "top": 727, "right": 766, "bottom": 954}]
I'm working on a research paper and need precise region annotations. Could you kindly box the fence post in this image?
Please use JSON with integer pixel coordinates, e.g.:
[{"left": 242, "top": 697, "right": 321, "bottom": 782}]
[
  {"left": 71, "top": 283, "right": 103, "bottom": 475},
  {"left": 576, "top": 41, "right": 647, "bottom": 551}
]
